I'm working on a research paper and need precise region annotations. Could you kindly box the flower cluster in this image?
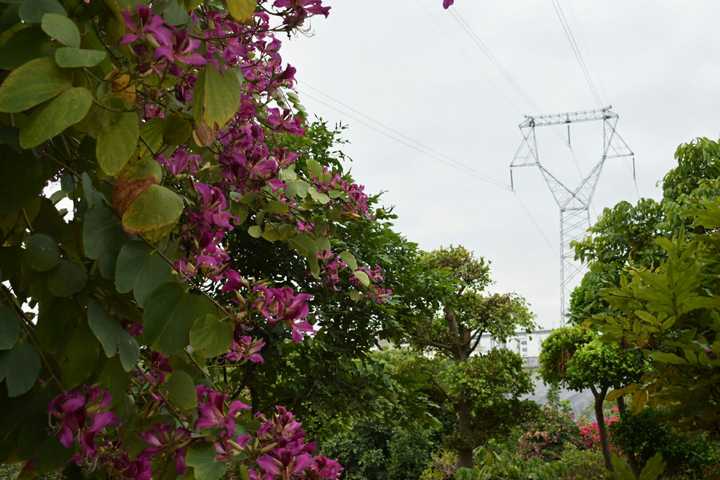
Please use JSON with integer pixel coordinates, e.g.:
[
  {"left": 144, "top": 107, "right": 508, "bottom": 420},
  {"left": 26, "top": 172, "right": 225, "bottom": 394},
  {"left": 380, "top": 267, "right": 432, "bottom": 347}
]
[
  {"left": 578, "top": 415, "right": 619, "bottom": 450},
  {"left": 250, "top": 406, "right": 343, "bottom": 479},
  {"left": 227, "top": 334, "right": 267, "bottom": 364},
  {"left": 48, "top": 386, "right": 118, "bottom": 463},
  {"left": 195, "top": 385, "right": 252, "bottom": 460},
  {"left": 254, "top": 285, "right": 314, "bottom": 342},
  {"left": 318, "top": 251, "right": 393, "bottom": 303}
]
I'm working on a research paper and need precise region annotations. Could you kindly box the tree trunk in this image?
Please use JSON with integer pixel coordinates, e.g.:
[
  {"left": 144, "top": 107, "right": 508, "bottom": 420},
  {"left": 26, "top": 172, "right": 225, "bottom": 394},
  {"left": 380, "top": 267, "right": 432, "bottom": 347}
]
[
  {"left": 445, "top": 307, "right": 474, "bottom": 468},
  {"left": 593, "top": 388, "right": 613, "bottom": 472},
  {"left": 456, "top": 399, "right": 474, "bottom": 468}
]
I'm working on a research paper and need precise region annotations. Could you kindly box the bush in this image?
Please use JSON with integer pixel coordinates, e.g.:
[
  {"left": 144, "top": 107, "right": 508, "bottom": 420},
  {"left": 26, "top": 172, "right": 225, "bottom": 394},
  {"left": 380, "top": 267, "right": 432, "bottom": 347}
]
[
  {"left": 610, "top": 409, "right": 720, "bottom": 479},
  {"left": 420, "top": 450, "right": 458, "bottom": 480},
  {"left": 469, "top": 442, "right": 608, "bottom": 480},
  {"left": 537, "top": 444, "right": 609, "bottom": 480},
  {"left": 517, "top": 404, "right": 583, "bottom": 460}
]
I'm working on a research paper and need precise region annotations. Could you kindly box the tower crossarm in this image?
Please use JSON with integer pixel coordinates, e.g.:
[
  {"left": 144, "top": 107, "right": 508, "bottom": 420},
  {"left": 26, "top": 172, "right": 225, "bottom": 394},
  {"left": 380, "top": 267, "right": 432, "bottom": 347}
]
[{"left": 520, "top": 106, "right": 616, "bottom": 128}]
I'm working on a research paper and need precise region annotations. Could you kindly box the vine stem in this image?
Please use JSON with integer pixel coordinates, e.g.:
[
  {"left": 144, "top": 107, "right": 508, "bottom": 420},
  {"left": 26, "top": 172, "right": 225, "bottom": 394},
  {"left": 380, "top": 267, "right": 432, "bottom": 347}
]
[{"left": 0, "top": 285, "right": 65, "bottom": 391}]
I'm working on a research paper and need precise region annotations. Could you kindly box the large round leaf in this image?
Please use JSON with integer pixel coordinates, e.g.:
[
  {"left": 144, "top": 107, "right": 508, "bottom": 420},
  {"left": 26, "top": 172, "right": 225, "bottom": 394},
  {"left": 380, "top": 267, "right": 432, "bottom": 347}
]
[
  {"left": 55, "top": 47, "right": 107, "bottom": 68},
  {"left": 121, "top": 185, "right": 184, "bottom": 243},
  {"left": 187, "top": 444, "right": 227, "bottom": 480},
  {"left": 0, "top": 305, "right": 20, "bottom": 350},
  {"left": 87, "top": 300, "right": 139, "bottom": 372},
  {"left": 96, "top": 111, "right": 139, "bottom": 176},
  {"left": 0, "top": 343, "right": 41, "bottom": 397},
  {"left": 114, "top": 240, "right": 175, "bottom": 306},
  {"left": 227, "top": 0, "right": 256, "bottom": 22},
  {"left": 19, "top": 0, "right": 66, "bottom": 23},
  {"left": 47, "top": 260, "right": 87, "bottom": 297},
  {"left": 59, "top": 324, "right": 99, "bottom": 388},
  {"left": 195, "top": 65, "right": 241, "bottom": 130},
  {"left": 25, "top": 234, "right": 60, "bottom": 272},
  {"left": 19, "top": 87, "right": 93, "bottom": 149},
  {"left": 41, "top": 13, "right": 80, "bottom": 47},
  {"left": 162, "top": 370, "right": 197, "bottom": 410},
  {"left": 0, "top": 27, "right": 54, "bottom": 70},
  {"left": 83, "top": 203, "right": 125, "bottom": 279},
  {"left": 190, "top": 314, "right": 233, "bottom": 358},
  {"left": 143, "top": 283, "right": 216, "bottom": 355},
  {"left": 0, "top": 148, "right": 47, "bottom": 215},
  {"left": 0, "top": 57, "right": 72, "bottom": 113}
]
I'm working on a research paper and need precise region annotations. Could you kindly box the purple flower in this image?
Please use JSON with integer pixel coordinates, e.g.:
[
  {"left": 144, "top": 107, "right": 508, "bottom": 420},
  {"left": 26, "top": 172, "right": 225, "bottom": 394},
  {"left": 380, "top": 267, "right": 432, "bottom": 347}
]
[
  {"left": 195, "top": 385, "right": 250, "bottom": 436},
  {"left": 443, "top": 0, "right": 455, "bottom": 8},
  {"left": 158, "top": 147, "right": 202, "bottom": 176},
  {"left": 48, "top": 386, "right": 118, "bottom": 462},
  {"left": 155, "top": 30, "right": 207, "bottom": 66},
  {"left": 226, "top": 336, "right": 266, "bottom": 364},
  {"left": 250, "top": 406, "right": 343, "bottom": 479},
  {"left": 121, "top": 6, "right": 173, "bottom": 48},
  {"left": 254, "top": 286, "right": 314, "bottom": 342}
]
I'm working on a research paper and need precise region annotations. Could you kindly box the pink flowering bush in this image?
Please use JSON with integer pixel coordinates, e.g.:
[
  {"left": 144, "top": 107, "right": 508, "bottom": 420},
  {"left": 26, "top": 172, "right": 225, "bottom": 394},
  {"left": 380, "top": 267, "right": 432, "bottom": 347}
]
[
  {"left": 0, "top": 0, "right": 425, "bottom": 476},
  {"left": 578, "top": 415, "right": 619, "bottom": 450}
]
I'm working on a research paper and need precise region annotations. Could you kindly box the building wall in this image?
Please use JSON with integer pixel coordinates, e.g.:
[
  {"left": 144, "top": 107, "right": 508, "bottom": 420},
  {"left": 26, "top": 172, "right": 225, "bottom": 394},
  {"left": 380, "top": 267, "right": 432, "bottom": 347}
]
[{"left": 475, "top": 330, "right": 553, "bottom": 367}]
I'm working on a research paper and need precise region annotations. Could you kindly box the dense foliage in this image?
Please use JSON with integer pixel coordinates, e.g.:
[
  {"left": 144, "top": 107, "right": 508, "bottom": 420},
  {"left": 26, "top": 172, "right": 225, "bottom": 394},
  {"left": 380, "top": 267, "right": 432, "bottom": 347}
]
[{"left": 0, "top": 0, "right": 406, "bottom": 477}]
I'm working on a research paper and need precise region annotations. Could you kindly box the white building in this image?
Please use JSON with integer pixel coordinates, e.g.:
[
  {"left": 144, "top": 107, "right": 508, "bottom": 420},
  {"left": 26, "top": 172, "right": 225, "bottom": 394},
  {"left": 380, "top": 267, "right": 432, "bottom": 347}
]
[{"left": 475, "top": 329, "right": 553, "bottom": 368}]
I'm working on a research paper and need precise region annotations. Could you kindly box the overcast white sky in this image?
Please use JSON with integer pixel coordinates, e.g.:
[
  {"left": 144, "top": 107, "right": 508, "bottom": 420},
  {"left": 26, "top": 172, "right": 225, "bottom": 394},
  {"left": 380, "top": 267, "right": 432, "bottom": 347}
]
[{"left": 283, "top": 0, "right": 720, "bottom": 329}]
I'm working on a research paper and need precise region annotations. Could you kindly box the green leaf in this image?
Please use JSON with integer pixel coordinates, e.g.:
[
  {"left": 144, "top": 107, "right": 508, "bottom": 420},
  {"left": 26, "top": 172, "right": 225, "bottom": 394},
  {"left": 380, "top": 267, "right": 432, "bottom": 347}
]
[
  {"left": 226, "top": 0, "right": 256, "bottom": 22},
  {"left": 25, "top": 233, "right": 60, "bottom": 272},
  {"left": 190, "top": 314, "right": 233, "bottom": 358},
  {"left": 2, "top": 343, "right": 41, "bottom": 397},
  {"left": 339, "top": 251, "right": 358, "bottom": 270},
  {"left": 54, "top": 47, "right": 107, "bottom": 68},
  {"left": 639, "top": 453, "right": 666, "bottom": 480},
  {"left": 306, "top": 159, "right": 323, "bottom": 178},
  {"left": 41, "top": 13, "right": 80, "bottom": 47},
  {"left": 248, "top": 225, "right": 262, "bottom": 238},
  {"left": 83, "top": 203, "right": 125, "bottom": 279},
  {"left": 30, "top": 437, "right": 73, "bottom": 474},
  {"left": 19, "top": 0, "right": 66, "bottom": 23},
  {"left": 0, "top": 57, "right": 72, "bottom": 113},
  {"left": 19, "top": 87, "right": 93, "bottom": 149},
  {"left": 97, "top": 111, "right": 139, "bottom": 176},
  {"left": 187, "top": 444, "right": 227, "bottom": 480},
  {"left": 308, "top": 186, "right": 330, "bottom": 205},
  {"left": 115, "top": 240, "right": 175, "bottom": 306},
  {"left": 47, "top": 260, "right": 87, "bottom": 297},
  {"left": 163, "top": 370, "right": 197, "bottom": 410},
  {"left": 162, "top": 0, "right": 190, "bottom": 25},
  {"left": 60, "top": 324, "right": 99, "bottom": 388},
  {"left": 87, "top": 300, "right": 139, "bottom": 372},
  {"left": 0, "top": 305, "right": 20, "bottom": 350},
  {"left": 200, "top": 65, "right": 241, "bottom": 129},
  {"left": 0, "top": 27, "right": 54, "bottom": 70},
  {"left": 353, "top": 270, "right": 371, "bottom": 288},
  {"left": 122, "top": 185, "right": 184, "bottom": 243},
  {"left": 650, "top": 351, "right": 687, "bottom": 365},
  {"left": 143, "top": 284, "right": 215, "bottom": 355},
  {"left": 611, "top": 453, "right": 635, "bottom": 480},
  {"left": 286, "top": 179, "right": 310, "bottom": 198}
]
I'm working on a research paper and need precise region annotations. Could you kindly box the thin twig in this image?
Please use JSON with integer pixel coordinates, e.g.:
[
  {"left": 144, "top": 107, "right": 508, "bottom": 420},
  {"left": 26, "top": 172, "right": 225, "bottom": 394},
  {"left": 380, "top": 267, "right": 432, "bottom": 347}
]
[{"left": 0, "top": 285, "right": 65, "bottom": 391}]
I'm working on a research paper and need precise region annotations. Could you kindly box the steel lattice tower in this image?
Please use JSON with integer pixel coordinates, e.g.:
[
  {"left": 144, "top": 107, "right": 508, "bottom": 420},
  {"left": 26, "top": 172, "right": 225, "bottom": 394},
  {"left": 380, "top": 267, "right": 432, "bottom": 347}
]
[{"left": 510, "top": 106, "right": 635, "bottom": 324}]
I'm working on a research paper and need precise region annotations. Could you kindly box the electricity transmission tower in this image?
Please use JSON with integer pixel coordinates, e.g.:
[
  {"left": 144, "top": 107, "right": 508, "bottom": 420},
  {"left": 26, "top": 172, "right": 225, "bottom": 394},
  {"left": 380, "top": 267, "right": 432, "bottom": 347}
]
[{"left": 510, "top": 106, "right": 635, "bottom": 324}]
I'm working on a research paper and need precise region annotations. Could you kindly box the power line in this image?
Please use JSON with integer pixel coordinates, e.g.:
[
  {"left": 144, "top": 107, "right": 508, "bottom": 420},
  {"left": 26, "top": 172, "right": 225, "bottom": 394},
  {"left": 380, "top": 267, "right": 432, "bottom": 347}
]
[
  {"left": 297, "top": 84, "right": 558, "bottom": 253},
  {"left": 298, "top": 85, "right": 510, "bottom": 190},
  {"left": 549, "top": 0, "right": 604, "bottom": 107},
  {"left": 448, "top": 8, "right": 540, "bottom": 112}
]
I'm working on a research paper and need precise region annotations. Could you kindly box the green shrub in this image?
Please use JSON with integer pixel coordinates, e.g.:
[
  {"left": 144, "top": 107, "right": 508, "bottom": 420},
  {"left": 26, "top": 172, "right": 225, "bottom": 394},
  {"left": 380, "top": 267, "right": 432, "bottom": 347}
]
[
  {"left": 420, "top": 450, "right": 458, "bottom": 480},
  {"left": 517, "top": 404, "right": 582, "bottom": 461},
  {"left": 610, "top": 409, "right": 720, "bottom": 479},
  {"left": 538, "top": 445, "right": 609, "bottom": 480}
]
